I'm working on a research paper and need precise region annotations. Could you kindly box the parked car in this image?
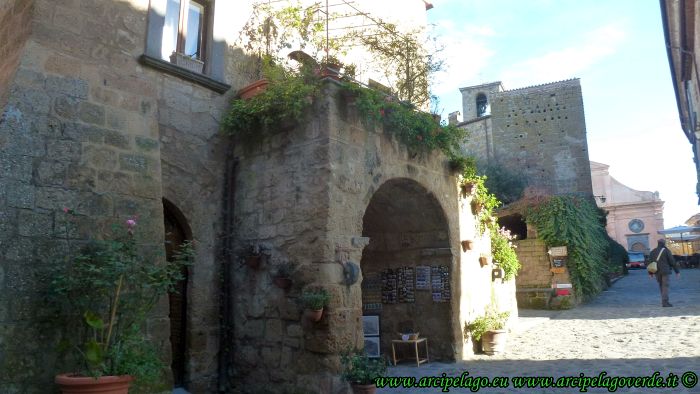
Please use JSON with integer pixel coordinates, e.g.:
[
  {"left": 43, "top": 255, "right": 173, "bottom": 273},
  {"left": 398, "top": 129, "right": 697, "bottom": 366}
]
[{"left": 626, "top": 252, "right": 646, "bottom": 269}]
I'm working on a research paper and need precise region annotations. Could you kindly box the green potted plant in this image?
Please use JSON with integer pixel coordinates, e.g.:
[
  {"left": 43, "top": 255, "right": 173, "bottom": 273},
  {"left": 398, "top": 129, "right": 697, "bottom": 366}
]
[
  {"left": 341, "top": 350, "right": 387, "bottom": 394},
  {"left": 272, "top": 261, "right": 295, "bottom": 291},
  {"left": 299, "top": 288, "right": 330, "bottom": 322},
  {"left": 51, "top": 210, "right": 194, "bottom": 393},
  {"left": 466, "top": 308, "right": 510, "bottom": 355}
]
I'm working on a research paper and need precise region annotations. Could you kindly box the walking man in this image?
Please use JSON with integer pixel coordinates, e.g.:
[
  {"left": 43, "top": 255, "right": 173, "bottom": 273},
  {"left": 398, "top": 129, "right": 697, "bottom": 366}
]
[{"left": 649, "top": 239, "right": 680, "bottom": 307}]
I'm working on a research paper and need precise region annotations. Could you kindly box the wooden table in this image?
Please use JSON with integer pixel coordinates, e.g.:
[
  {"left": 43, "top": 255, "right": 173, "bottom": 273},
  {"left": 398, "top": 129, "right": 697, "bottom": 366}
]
[{"left": 391, "top": 338, "right": 429, "bottom": 367}]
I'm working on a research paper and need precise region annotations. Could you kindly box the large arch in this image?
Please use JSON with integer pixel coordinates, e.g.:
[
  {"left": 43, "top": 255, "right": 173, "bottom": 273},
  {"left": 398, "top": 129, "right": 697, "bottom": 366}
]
[{"left": 359, "top": 178, "right": 456, "bottom": 361}]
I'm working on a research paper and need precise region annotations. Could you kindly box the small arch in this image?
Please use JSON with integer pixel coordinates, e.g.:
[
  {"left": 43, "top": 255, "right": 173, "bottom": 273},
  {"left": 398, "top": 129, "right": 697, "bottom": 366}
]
[
  {"left": 163, "top": 198, "right": 192, "bottom": 390},
  {"left": 476, "top": 93, "right": 489, "bottom": 117}
]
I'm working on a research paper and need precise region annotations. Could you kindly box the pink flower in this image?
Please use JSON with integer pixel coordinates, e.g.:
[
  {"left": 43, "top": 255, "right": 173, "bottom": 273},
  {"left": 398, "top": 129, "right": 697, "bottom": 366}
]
[
  {"left": 63, "top": 207, "right": 69, "bottom": 213},
  {"left": 126, "top": 219, "right": 137, "bottom": 228}
]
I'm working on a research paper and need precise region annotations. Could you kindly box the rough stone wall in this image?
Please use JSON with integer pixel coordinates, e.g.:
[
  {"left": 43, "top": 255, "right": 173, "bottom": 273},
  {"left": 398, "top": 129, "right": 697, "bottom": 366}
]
[
  {"left": 0, "top": 0, "right": 235, "bottom": 392},
  {"left": 229, "top": 84, "right": 519, "bottom": 392},
  {"left": 490, "top": 80, "right": 593, "bottom": 196},
  {"left": 0, "top": 0, "right": 33, "bottom": 110},
  {"left": 513, "top": 239, "right": 571, "bottom": 309},
  {"left": 459, "top": 116, "right": 492, "bottom": 163}
]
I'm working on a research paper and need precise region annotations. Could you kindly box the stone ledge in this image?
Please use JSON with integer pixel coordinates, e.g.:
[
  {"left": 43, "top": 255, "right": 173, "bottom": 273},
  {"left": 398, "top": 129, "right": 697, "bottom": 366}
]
[{"left": 138, "top": 54, "right": 231, "bottom": 94}]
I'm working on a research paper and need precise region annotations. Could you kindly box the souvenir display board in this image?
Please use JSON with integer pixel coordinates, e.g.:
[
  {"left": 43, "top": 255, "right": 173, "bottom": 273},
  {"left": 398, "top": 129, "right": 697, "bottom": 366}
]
[
  {"left": 415, "top": 265, "right": 431, "bottom": 290},
  {"left": 381, "top": 267, "right": 416, "bottom": 303},
  {"left": 430, "top": 265, "right": 451, "bottom": 302},
  {"left": 362, "top": 272, "right": 382, "bottom": 312}
]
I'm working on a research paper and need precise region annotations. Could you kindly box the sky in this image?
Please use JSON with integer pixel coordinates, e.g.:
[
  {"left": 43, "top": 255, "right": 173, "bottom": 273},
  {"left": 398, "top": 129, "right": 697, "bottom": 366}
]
[{"left": 425, "top": 0, "right": 698, "bottom": 227}]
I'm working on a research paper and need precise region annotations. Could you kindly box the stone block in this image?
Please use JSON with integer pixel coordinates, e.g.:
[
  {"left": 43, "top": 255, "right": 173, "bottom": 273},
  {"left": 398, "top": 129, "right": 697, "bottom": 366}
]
[
  {"left": 65, "top": 164, "right": 97, "bottom": 191},
  {"left": 264, "top": 319, "right": 284, "bottom": 343},
  {"left": 75, "top": 192, "right": 113, "bottom": 216},
  {"left": 103, "top": 129, "right": 129, "bottom": 149},
  {"left": 46, "top": 139, "right": 80, "bottom": 162},
  {"left": 135, "top": 136, "right": 158, "bottom": 152},
  {"left": 45, "top": 75, "right": 88, "bottom": 99},
  {"left": 81, "top": 145, "right": 117, "bottom": 170},
  {"left": 261, "top": 347, "right": 280, "bottom": 368},
  {"left": 17, "top": 210, "right": 53, "bottom": 237},
  {"left": 119, "top": 153, "right": 150, "bottom": 174},
  {"left": 53, "top": 96, "right": 79, "bottom": 120},
  {"left": 6, "top": 181, "right": 34, "bottom": 209},
  {"left": 242, "top": 319, "right": 264, "bottom": 339},
  {"left": 78, "top": 101, "right": 105, "bottom": 125},
  {"left": 61, "top": 122, "right": 103, "bottom": 143},
  {"left": 0, "top": 153, "right": 32, "bottom": 182},
  {"left": 35, "top": 187, "right": 78, "bottom": 211},
  {"left": 34, "top": 160, "right": 66, "bottom": 186}
]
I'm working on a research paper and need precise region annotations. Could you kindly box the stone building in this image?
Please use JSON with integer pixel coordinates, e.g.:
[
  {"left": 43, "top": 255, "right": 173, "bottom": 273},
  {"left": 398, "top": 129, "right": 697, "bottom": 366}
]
[
  {"left": 454, "top": 79, "right": 594, "bottom": 309},
  {"left": 0, "top": 1, "right": 516, "bottom": 393},
  {"left": 457, "top": 79, "right": 593, "bottom": 196},
  {"left": 661, "top": 0, "right": 700, "bottom": 204},
  {"left": 590, "top": 161, "right": 665, "bottom": 254}
]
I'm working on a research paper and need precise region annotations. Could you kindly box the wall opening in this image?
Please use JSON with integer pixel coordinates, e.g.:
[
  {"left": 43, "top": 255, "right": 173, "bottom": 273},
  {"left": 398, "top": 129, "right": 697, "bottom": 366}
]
[
  {"left": 476, "top": 93, "right": 489, "bottom": 117},
  {"left": 163, "top": 199, "right": 192, "bottom": 389},
  {"left": 498, "top": 214, "right": 527, "bottom": 240},
  {"left": 360, "top": 178, "right": 454, "bottom": 361}
]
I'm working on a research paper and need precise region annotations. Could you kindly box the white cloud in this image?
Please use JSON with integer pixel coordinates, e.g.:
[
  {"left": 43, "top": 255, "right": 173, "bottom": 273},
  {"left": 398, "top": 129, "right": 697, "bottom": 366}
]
[{"left": 500, "top": 24, "right": 627, "bottom": 88}]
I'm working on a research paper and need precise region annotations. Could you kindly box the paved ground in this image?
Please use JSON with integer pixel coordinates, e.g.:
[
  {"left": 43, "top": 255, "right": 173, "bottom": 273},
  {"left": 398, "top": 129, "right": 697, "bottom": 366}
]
[{"left": 377, "top": 269, "right": 700, "bottom": 394}]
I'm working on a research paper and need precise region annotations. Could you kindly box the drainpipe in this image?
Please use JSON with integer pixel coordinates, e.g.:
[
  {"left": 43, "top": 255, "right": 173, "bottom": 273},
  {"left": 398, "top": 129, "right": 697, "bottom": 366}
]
[{"left": 218, "top": 139, "right": 237, "bottom": 392}]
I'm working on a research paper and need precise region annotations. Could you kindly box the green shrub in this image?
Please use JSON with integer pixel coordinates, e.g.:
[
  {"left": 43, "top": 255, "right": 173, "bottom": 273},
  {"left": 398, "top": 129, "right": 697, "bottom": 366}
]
[
  {"left": 341, "top": 350, "right": 387, "bottom": 385},
  {"left": 467, "top": 310, "right": 510, "bottom": 341},
  {"left": 300, "top": 289, "right": 330, "bottom": 310},
  {"left": 491, "top": 227, "right": 521, "bottom": 281}
]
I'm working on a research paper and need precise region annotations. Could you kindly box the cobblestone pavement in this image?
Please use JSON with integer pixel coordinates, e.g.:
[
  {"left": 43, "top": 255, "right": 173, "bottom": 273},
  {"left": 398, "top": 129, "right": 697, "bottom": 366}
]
[{"left": 377, "top": 269, "right": 700, "bottom": 394}]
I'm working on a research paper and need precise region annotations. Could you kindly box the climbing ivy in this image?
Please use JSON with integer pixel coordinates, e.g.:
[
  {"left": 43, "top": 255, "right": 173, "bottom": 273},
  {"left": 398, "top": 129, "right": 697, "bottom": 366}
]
[
  {"left": 524, "top": 195, "right": 610, "bottom": 300},
  {"left": 490, "top": 226, "right": 521, "bottom": 281}
]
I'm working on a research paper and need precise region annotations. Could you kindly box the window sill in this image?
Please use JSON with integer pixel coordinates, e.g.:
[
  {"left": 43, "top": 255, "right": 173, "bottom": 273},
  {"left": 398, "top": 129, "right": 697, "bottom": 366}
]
[{"left": 139, "top": 54, "right": 230, "bottom": 94}]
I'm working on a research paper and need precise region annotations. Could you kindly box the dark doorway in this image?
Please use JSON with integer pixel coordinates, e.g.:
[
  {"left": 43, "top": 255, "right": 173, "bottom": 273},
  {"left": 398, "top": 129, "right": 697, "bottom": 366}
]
[
  {"left": 163, "top": 199, "right": 191, "bottom": 388},
  {"left": 498, "top": 214, "right": 527, "bottom": 240}
]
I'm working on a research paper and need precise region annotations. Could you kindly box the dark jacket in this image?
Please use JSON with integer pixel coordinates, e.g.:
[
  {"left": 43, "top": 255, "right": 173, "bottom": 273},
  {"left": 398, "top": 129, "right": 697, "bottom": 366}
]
[{"left": 650, "top": 246, "right": 679, "bottom": 275}]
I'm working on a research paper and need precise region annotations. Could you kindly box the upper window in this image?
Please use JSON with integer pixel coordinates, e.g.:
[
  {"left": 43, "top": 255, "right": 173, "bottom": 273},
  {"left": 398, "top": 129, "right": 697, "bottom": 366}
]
[
  {"left": 162, "top": 0, "right": 208, "bottom": 62},
  {"left": 476, "top": 93, "right": 489, "bottom": 117}
]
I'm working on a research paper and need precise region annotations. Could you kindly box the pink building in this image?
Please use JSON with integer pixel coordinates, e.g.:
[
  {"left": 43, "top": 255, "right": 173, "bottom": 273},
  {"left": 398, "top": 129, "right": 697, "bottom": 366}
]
[{"left": 590, "top": 161, "right": 665, "bottom": 254}]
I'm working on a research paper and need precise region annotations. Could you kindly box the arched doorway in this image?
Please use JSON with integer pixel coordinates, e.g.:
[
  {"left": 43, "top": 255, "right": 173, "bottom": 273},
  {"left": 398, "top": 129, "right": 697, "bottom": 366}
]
[
  {"left": 360, "top": 179, "right": 455, "bottom": 361},
  {"left": 163, "top": 199, "right": 192, "bottom": 389}
]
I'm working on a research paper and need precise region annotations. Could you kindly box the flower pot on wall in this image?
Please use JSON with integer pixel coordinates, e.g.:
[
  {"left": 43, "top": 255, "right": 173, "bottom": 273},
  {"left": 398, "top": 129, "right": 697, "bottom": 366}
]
[
  {"left": 461, "top": 182, "right": 476, "bottom": 197},
  {"left": 461, "top": 240, "right": 474, "bottom": 252},
  {"left": 246, "top": 254, "right": 261, "bottom": 269},
  {"left": 237, "top": 79, "right": 269, "bottom": 100},
  {"left": 304, "top": 308, "right": 323, "bottom": 322},
  {"left": 273, "top": 276, "right": 293, "bottom": 291},
  {"left": 55, "top": 374, "right": 133, "bottom": 394},
  {"left": 479, "top": 256, "right": 489, "bottom": 267}
]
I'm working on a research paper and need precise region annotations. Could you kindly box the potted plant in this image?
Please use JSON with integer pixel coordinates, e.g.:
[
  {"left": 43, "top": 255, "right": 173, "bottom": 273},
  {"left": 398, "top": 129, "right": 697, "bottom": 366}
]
[
  {"left": 467, "top": 308, "right": 510, "bottom": 355},
  {"left": 341, "top": 350, "right": 387, "bottom": 394},
  {"left": 300, "top": 288, "right": 330, "bottom": 322},
  {"left": 51, "top": 211, "right": 194, "bottom": 393},
  {"left": 246, "top": 245, "right": 262, "bottom": 269},
  {"left": 272, "top": 261, "right": 295, "bottom": 291},
  {"left": 461, "top": 240, "right": 474, "bottom": 252}
]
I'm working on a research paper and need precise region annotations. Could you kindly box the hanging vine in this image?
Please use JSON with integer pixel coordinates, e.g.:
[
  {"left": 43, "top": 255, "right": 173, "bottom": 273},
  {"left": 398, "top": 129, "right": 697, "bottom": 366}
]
[{"left": 525, "top": 195, "right": 611, "bottom": 300}]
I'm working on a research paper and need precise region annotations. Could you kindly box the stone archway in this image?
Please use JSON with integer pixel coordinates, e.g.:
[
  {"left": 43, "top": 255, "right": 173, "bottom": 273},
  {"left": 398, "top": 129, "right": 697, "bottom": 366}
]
[
  {"left": 163, "top": 199, "right": 192, "bottom": 389},
  {"left": 359, "top": 178, "right": 455, "bottom": 361}
]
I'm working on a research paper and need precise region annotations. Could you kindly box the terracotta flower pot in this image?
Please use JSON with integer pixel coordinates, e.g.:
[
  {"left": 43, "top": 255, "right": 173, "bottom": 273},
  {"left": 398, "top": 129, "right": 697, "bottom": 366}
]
[
  {"left": 481, "top": 329, "right": 507, "bottom": 355},
  {"left": 55, "top": 374, "right": 133, "bottom": 394},
  {"left": 273, "top": 276, "right": 292, "bottom": 291},
  {"left": 304, "top": 308, "right": 323, "bottom": 322},
  {"left": 479, "top": 256, "right": 489, "bottom": 267},
  {"left": 246, "top": 254, "right": 261, "bottom": 269},
  {"left": 461, "top": 240, "right": 474, "bottom": 252},
  {"left": 237, "top": 79, "right": 269, "bottom": 100},
  {"left": 351, "top": 383, "right": 377, "bottom": 394}
]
